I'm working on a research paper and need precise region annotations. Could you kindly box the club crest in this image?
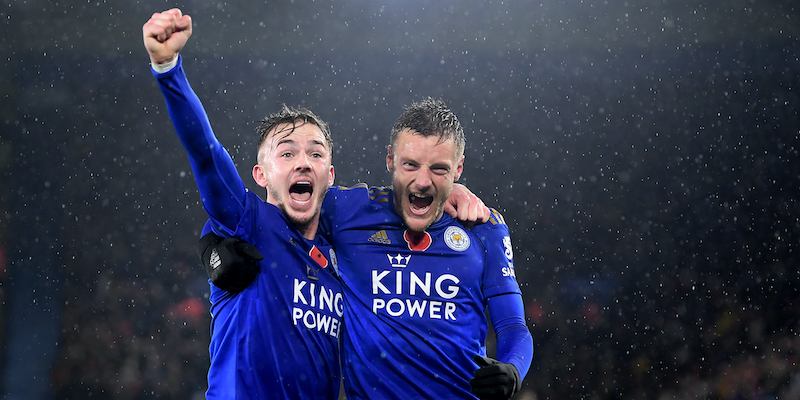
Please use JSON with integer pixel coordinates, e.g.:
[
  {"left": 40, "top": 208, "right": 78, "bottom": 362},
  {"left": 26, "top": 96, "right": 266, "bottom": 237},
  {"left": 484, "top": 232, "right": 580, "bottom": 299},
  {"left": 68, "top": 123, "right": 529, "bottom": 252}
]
[{"left": 444, "top": 226, "right": 470, "bottom": 251}]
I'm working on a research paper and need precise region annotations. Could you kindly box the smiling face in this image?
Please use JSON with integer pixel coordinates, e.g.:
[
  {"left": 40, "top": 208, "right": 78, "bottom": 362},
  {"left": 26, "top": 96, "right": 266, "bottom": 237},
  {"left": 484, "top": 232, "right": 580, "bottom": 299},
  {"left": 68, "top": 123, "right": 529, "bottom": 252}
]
[
  {"left": 387, "top": 128, "right": 464, "bottom": 232},
  {"left": 252, "top": 120, "right": 334, "bottom": 239}
]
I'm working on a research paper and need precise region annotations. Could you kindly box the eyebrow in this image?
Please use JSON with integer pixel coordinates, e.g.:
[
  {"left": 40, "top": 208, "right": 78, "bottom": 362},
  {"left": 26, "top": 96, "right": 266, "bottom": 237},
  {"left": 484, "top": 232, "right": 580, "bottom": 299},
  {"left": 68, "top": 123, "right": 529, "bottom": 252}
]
[
  {"left": 400, "top": 156, "right": 451, "bottom": 169},
  {"left": 274, "top": 138, "right": 328, "bottom": 149}
]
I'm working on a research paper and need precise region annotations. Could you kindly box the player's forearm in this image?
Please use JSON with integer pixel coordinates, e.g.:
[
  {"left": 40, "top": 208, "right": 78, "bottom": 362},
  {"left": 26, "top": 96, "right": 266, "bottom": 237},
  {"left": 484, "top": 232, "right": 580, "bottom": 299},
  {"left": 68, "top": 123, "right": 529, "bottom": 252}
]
[
  {"left": 154, "top": 56, "right": 220, "bottom": 168},
  {"left": 488, "top": 294, "right": 534, "bottom": 380},
  {"left": 154, "top": 56, "right": 246, "bottom": 229}
]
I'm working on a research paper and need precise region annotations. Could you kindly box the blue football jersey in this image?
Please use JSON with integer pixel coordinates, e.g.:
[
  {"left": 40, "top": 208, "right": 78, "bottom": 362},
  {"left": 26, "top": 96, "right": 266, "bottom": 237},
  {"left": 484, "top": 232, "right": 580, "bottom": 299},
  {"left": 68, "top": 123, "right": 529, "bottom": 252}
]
[
  {"left": 207, "top": 194, "right": 343, "bottom": 400},
  {"left": 320, "top": 184, "right": 521, "bottom": 399},
  {"left": 154, "top": 59, "right": 343, "bottom": 400}
]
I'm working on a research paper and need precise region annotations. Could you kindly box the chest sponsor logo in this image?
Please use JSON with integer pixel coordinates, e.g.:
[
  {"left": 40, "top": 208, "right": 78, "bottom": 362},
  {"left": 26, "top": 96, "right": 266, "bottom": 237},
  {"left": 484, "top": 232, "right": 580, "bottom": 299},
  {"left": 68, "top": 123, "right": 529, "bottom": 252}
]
[
  {"left": 444, "top": 226, "right": 470, "bottom": 251},
  {"left": 292, "top": 278, "right": 343, "bottom": 338},
  {"left": 372, "top": 256, "right": 461, "bottom": 320},
  {"left": 388, "top": 253, "right": 411, "bottom": 268},
  {"left": 307, "top": 265, "right": 320, "bottom": 280}
]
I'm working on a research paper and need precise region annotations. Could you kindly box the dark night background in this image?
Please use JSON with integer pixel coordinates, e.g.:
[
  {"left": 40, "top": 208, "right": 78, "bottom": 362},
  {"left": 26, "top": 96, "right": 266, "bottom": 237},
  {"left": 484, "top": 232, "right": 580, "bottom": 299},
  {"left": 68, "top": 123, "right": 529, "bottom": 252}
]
[{"left": 1, "top": 0, "right": 799, "bottom": 399}]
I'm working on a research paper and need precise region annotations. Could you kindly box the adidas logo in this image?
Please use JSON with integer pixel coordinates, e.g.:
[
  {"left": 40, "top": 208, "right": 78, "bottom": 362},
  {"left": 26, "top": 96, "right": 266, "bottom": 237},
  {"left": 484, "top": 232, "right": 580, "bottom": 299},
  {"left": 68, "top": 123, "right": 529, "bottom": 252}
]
[
  {"left": 209, "top": 249, "right": 221, "bottom": 270},
  {"left": 368, "top": 230, "right": 392, "bottom": 244}
]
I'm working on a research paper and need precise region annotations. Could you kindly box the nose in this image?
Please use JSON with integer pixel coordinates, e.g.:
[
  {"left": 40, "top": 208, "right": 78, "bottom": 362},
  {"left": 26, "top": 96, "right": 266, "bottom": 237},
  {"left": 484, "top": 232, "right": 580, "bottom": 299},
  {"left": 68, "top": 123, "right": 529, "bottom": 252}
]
[
  {"left": 414, "top": 167, "right": 433, "bottom": 190},
  {"left": 295, "top": 152, "right": 312, "bottom": 171}
]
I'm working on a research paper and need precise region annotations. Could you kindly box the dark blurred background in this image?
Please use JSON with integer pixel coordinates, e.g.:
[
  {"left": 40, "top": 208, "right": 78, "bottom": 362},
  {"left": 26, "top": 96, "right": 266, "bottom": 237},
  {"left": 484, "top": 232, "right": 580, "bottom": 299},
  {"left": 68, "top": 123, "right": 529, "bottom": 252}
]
[{"left": 1, "top": 0, "right": 799, "bottom": 399}]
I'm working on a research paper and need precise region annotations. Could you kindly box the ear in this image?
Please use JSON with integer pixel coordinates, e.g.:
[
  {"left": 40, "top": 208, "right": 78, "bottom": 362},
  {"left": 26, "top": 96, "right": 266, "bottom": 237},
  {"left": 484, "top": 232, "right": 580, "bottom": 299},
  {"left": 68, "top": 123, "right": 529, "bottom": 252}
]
[
  {"left": 453, "top": 155, "right": 465, "bottom": 181},
  {"left": 386, "top": 145, "right": 395, "bottom": 173},
  {"left": 328, "top": 164, "right": 335, "bottom": 187},
  {"left": 252, "top": 164, "right": 268, "bottom": 188}
]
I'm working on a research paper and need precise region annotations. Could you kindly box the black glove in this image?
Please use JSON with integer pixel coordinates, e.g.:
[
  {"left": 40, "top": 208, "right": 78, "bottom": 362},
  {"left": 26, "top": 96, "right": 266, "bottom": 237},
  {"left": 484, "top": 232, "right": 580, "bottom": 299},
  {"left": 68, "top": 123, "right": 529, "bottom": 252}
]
[
  {"left": 198, "top": 232, "right": 263, "bottom": 293},
  {"left": 469, "top": 355, "right": 521, "bottom": 400}
]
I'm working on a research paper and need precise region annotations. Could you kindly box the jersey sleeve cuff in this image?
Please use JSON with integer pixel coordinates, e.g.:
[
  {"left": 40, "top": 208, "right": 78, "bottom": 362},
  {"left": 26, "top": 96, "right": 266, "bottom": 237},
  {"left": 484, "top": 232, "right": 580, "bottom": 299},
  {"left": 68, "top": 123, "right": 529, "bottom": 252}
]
[{"left": 151, "top": 53, "right": 180, "bottom": 74}]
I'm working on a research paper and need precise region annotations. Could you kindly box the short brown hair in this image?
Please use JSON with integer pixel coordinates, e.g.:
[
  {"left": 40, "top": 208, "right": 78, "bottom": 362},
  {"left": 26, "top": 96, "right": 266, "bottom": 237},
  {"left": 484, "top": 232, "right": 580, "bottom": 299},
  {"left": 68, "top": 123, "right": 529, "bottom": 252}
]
[
  {"left": 256, "top": 104, "right": 333, "bottom": 157},
  {"left": 390, "top": 97, "right": 465, "bottom": 158}
]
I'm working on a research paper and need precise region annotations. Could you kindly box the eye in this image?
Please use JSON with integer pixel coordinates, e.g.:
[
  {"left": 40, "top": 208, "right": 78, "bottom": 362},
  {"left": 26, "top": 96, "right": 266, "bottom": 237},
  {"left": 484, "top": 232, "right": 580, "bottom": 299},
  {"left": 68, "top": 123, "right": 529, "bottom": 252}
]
[
  {"left": 281, "top": 151, "right": 293, "bottom": 158},
  {"left": 431, "top": 167, "right": 449, "bottom": 175}
]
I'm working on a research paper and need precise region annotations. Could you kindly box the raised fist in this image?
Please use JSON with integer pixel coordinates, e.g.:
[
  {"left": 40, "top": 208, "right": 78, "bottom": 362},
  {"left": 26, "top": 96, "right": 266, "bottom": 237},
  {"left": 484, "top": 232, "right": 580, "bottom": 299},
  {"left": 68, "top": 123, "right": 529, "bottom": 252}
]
[{"left": 142, "top": 8, "right": 192, "bottom": 65}]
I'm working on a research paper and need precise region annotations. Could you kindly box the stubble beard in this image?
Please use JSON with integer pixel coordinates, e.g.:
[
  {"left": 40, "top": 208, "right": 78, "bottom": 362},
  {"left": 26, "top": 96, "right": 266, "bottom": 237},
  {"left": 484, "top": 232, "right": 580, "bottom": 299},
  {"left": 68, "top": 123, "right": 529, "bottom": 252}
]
[
  {"left": 268, "top": 186, "right": 317, "bottom": 231},
  {"left": 394, "top": 189, "right": 447, "bottom": 232}
]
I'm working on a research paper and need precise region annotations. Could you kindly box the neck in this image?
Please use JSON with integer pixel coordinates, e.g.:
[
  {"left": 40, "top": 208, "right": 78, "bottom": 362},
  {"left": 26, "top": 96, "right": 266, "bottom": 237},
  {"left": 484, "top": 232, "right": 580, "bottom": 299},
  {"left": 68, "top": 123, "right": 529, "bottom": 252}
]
[
  {"left": 265, "top": 189, "right": 319, "bottom": 240},
  {"left": 290, "top": 213, "right": 320, "bottom": 240},
  {"left": 296, "top": 221, "right": 318, "bottom": 240}
]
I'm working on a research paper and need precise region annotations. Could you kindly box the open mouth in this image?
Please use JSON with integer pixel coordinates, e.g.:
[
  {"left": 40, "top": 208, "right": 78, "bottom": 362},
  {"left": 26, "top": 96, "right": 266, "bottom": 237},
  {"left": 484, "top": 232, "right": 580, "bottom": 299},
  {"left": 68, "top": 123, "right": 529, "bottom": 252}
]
[
  {"left": 289, "top": 181, "right": 313, "bottom": 204},
  {"left": 408, "top": 193, "right": 433, "bottom": 215}
]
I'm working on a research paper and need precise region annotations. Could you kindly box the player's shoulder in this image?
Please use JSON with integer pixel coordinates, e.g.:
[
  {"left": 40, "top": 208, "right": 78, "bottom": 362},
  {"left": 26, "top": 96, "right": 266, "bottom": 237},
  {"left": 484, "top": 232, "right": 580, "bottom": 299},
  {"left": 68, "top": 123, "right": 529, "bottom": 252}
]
[
  {"left": 329, "top": 184, "right": 392, "bottom": 205},
  {"left": 471, "top": 208, "right": 510, "bottom": 237},
  {"left": 477, "top": 208, "right": 508, "bottom": 229},
  {"left": 486, "top": 208, "right": 507, "bottom": 227}
]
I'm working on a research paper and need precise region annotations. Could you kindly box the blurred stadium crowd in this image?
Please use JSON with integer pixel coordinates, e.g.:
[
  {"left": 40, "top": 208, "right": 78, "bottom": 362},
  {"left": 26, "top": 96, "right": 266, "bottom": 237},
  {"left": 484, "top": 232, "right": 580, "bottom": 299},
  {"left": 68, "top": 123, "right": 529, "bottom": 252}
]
[{"left": 43, "top": 255, "right": 800, "bottom": 400}]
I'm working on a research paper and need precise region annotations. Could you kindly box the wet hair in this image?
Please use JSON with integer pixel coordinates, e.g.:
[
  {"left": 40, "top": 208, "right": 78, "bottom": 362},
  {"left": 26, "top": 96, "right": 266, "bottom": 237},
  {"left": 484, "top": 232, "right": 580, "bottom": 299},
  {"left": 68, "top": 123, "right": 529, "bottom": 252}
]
[
  {"left": 256, "top": 104, "right": 333, "bottom": 158},
  {"left": 389, "top": 97, "right": 465, "bottom": 158}
]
